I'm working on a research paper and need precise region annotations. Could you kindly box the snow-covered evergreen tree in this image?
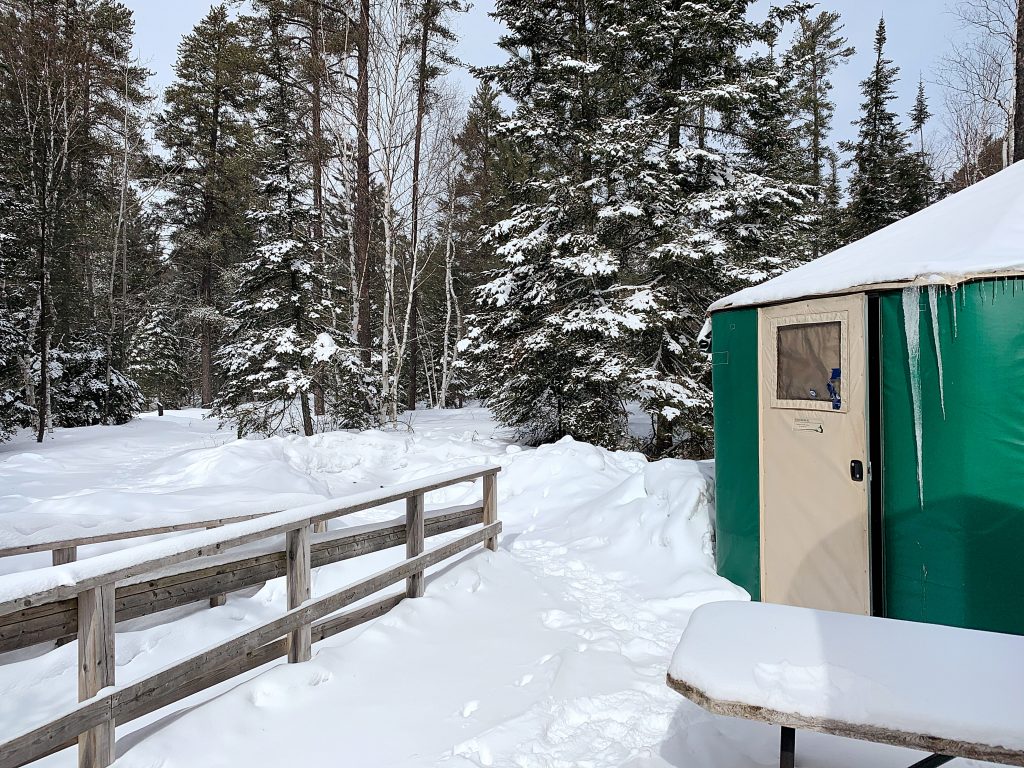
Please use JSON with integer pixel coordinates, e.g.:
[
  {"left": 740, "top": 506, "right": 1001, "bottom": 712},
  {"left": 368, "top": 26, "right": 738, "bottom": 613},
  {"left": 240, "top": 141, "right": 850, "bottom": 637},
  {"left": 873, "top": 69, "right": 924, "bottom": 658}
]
[
  {"left": 787, "top": 9, "right": 855, "bottom": 258},
  {"left": 450, "top": 82, "right": 527, "bottom": 278},
  {"left": 465, "top": 0, "right": 650, "bottom": 448},
  {"left": 212, "top": 9, "right": 337, "bottom": 437},
  {"left": 0, "top": 309, "right": 30, "bottom": 440},
  {"left": 467, "top": 0, "right": 811, "bottom": 455},
  {"left": 841, "top": 18, "right": 913, "bottom": 242},
  {"left": 0, "top": 180, "right": 34, "bottom": 440},
  {"left": 128, "top": 308, "right": 186, "bottom": 414},
  {"left": 46, "top": 340, "right": 146, "bottom": 428},
  {"left": 901, "top": 78, "right": 940, "bottom": 211},
  {"left": 156, "top": 4, "right": 260, "bottom": 408},
  {"left": 730, "top": 22, "right": 816, "bottom": 278}
]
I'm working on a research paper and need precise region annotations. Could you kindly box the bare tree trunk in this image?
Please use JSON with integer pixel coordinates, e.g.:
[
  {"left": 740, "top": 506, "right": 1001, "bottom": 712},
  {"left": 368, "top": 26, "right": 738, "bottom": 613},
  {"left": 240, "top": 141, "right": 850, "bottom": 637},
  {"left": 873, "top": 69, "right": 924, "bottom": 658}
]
[
  {"left": 406, "top": 290, "right": 419, "bottom": 409},
  {"left": 355, "top": 0, "right": 372, "bottom": 367},
  {"left": 105, "top": 61, "right": 132, "bottom": 422},
  {"left": 200, "top": 262, "right": 213, "bottom": 407},
  {"left": 199, "top": 80, "right": 222, "bottom": 408},
  {"left": 311, "top": 0, "right": 328, "bottom": 416},
  {"left": 36, "top": 221, "right": 50, "bottom": 443},
  {"left": 438, "top": 199, "right": 457, "bottom": 409},
  {"left": 404, "top": 0, "right": 435, "bottom": 411},
  {"left": 1015, "top": 0, "right": 1024, "bottom": 163}
]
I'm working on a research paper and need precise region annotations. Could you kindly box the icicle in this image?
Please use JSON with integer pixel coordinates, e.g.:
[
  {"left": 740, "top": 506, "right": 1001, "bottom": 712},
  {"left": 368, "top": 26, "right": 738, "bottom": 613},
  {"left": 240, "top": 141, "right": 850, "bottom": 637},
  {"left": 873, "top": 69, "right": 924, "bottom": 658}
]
[
  {"left": 928, "top": 287, "right": 946, "bottom": 420},
  {"left": 903, "top": 287, "right": 924, "bottom": 508},
  {"left": 950, "top": 284, "right": 959, "bottom": 338}
]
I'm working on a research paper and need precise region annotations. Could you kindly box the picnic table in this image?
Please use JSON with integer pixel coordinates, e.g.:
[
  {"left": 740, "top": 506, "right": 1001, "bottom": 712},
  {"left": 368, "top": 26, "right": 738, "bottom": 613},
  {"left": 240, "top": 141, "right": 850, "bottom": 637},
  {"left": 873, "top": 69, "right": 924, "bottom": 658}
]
[{"left": 667, "top": 601, "right": 1024, "bottom": 767}]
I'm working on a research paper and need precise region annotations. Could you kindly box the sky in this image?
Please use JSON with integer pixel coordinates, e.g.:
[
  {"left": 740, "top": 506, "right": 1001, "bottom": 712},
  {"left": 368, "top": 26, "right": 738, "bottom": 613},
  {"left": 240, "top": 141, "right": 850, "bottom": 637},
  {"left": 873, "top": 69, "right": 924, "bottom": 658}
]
[{"left": 126, "top": 0, "right": 966, "bottom": 149}]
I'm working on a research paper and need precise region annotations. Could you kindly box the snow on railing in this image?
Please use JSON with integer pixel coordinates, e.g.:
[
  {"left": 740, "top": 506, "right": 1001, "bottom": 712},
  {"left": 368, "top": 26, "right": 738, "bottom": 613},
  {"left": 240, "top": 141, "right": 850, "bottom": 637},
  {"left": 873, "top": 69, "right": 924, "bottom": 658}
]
[{"left": 0, "top": 465, "right": 500, "bottom": 768}]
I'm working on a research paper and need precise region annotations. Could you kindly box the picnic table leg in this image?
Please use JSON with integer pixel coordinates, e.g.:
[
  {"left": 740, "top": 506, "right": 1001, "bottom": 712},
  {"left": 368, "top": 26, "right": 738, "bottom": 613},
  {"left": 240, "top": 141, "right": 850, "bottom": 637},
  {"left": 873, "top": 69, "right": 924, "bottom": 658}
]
[
  {"left": 907, "top": 756, "right": 955, "bottom": 768},
  {"left": 780, "top": 727, "right": 795, "bottom": 768}
]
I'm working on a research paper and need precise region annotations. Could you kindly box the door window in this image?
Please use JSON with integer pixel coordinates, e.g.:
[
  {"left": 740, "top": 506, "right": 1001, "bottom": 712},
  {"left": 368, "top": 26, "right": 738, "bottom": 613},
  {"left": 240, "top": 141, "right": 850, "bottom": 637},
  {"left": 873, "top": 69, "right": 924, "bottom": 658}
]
[
  {"left": 766, "top": 310, "right": 849, "bottom": 412},
  {"left": 776, "top": 321, "right": 842, "bottom": 406}
]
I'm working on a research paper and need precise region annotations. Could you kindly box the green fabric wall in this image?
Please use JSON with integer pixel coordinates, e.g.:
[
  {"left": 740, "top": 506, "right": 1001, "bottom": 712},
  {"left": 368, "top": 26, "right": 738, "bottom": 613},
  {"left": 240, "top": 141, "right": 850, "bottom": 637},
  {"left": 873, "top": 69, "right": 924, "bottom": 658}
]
[
  {"left": 711, "top": 309, "right": 761, "bottom": 600},
  {"left": 880, "top": 281, "right": 1024, "bottom": 635}
]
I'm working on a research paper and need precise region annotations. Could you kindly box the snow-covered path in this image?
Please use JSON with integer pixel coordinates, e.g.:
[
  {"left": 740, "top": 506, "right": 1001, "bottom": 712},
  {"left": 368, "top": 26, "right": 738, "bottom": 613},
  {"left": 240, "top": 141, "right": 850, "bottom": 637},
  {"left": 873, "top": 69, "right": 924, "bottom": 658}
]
[{"left": 0, "top": 411, "right": 998, "bottom": 767}]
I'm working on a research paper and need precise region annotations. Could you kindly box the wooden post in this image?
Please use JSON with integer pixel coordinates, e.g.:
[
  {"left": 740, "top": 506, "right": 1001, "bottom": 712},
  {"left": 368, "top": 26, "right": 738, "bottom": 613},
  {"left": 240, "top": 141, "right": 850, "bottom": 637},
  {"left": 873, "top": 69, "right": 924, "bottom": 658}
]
[
  {"left": 286, "top": 525, "right": 311, "bottom": 663},
  {"left": 53, "top": 546, "right": 77, "bottom": 566},
  {"left": 483, "top": 472, "right": 497, "bottom": 552},
  {"left": 313, "top": 520, "right": 328, "bottom": 534},
  {"left": 207, "top": 526, "right": 226, "bottom": 607},
  {"left": 78, "top": 584, "right": 115, "bottom": 768},
  {"left": 406, "top": 494, "right": 424, "bottom": 598}
]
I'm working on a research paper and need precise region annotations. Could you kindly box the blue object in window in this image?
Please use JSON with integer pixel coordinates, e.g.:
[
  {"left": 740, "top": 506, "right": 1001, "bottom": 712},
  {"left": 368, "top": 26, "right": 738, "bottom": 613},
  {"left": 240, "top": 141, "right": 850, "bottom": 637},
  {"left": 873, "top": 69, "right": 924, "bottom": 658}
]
[{"left": 827, "top": 367, "right": 841, "bottom": 410}]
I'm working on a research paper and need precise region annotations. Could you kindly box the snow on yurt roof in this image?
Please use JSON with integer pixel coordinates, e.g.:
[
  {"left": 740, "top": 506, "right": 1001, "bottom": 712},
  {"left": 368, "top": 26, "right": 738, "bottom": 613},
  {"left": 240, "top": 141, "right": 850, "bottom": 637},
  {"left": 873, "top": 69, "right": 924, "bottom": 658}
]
[{"left": 710, "top": 160, "right": 1024, "bottom": 312}]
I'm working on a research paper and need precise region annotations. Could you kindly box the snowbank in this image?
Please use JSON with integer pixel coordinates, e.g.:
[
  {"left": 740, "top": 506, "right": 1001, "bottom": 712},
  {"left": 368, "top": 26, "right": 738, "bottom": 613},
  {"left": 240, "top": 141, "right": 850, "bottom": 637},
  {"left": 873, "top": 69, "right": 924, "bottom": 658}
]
[
  {"left": 0, "top": 409, "right": 984, "bottom": 767},
  {"left": 0, "top": 408, "right": 507, "bottom": 575}
]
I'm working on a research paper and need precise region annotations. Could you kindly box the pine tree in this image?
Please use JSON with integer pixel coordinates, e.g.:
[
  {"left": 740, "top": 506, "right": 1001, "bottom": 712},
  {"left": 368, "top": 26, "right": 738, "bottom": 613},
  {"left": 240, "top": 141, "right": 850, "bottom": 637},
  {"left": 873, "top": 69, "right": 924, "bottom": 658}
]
[
  {"left": 901, "top": 78, "right": 939, "bottom": 210},
  {"left": 450, "top": 82, "right": 527, "bottom": 278},
  {"left": 625, "top": 2, "right": 811, "bottom": 455},
  {"left": 0, "top": 157, "right": 36, "bottom": 439},
  {"left": 156, "top": 4, "right": 260, "bottom": 408},
  {"left": 0, "top": 0, "right": 157, "bottom": 439},
  {"left": 128, "top": 308, "right": 186, "bottom": 415},
  {"left": 0, "top": 312, "right": 29, "bottom": 440},
  {"left": 466, "top": 0, "right": 647, "bottom": 448},
  {"left": 841, "top": 18, "right": 912, "bottom": 242},
  {"left": 732, "top": 24, "right": 816, "bottom": 277},
  {"left": 212, "top": 7, "right": 337, "bottom": 438},
  {"left": 467, "top": 0, "right": 812, "bottom": 455},
  {"left": 47, "top": 338, "right": 146, "bottom": 427},
  {"left": 787, "top": 9, "right": 855, "bottom": 257}
]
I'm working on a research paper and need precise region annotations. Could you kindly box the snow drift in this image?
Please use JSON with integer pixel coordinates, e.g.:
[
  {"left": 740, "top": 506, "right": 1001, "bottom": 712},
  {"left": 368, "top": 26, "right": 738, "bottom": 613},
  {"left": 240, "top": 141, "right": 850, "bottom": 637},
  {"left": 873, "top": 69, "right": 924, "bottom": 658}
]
[{"left": 0, "top": 409, "right": 979, "bottom": 767}]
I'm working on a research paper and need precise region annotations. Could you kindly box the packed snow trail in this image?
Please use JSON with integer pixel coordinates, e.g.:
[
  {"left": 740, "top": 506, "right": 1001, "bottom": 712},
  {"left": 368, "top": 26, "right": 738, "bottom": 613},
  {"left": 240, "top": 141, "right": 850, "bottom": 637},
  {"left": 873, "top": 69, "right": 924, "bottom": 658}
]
[{"left": 0, "top": 411, "right": 1000, "bottom": 767}]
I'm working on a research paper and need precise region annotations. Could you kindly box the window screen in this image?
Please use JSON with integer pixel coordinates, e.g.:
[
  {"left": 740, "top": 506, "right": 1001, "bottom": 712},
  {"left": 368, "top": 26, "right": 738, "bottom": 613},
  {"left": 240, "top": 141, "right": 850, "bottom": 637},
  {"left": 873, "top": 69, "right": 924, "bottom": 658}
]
[{"left": 776, "top": 321, "right": 841, "bottom": 405}]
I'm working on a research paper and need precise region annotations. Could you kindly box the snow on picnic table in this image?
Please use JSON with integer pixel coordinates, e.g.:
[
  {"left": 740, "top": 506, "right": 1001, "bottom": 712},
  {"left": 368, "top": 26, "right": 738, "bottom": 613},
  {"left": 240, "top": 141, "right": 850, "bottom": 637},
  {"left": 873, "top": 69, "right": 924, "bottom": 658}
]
[
  {"left": 0, "top": 409, "right": 1008, "bottom": 767},
  {"left": 670, "top": 601, "right": 1024, "bottom": 754}
]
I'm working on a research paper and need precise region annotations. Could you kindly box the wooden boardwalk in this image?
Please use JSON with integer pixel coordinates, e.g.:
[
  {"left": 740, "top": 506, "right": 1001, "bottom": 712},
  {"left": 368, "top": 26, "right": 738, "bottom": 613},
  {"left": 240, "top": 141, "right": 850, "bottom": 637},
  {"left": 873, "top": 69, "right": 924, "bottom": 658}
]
[{"left": 0, "top": 466, "right": 501, "bottom": 768}]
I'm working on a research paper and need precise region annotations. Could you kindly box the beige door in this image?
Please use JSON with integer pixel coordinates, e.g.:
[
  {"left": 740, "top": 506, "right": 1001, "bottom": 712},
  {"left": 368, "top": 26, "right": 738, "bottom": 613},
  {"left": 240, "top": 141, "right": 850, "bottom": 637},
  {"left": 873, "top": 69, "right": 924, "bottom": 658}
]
[{"left": 759, "top": 294, "right": 870, "bottom": 615}]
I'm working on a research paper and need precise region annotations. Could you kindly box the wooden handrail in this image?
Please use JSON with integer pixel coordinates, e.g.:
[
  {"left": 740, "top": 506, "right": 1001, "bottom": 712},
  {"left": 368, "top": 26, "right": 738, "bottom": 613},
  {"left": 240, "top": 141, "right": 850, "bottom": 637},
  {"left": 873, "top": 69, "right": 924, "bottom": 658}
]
[
  {"left": 0, "top": 466, "right": 502, "bottom": 768},
  {"left": 0, "top": 511, "right": 278, "bottom": 561},
  {"left": 0, "top": 467, "right": 505, "bottom": 563},
  {"left": 0, "top": 465, "right": 500, "bottom": 617},
  {"left": 0, "top": 504, "right": 484, "bottom": 654}
]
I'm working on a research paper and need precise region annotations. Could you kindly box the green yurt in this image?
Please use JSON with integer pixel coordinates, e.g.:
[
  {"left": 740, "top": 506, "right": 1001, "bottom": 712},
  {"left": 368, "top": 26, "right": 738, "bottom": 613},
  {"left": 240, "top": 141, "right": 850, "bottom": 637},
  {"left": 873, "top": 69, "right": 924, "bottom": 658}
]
[{"left": 710, "top": 161, "right": 1024, "bottom": 636}]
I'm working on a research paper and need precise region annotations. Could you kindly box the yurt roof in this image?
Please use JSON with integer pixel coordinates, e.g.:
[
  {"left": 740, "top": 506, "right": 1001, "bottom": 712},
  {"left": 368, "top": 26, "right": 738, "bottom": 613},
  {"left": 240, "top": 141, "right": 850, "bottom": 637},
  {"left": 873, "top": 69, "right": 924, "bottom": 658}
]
[{"left": 710, "top": 160, "right": 1024, "bottom": 313}]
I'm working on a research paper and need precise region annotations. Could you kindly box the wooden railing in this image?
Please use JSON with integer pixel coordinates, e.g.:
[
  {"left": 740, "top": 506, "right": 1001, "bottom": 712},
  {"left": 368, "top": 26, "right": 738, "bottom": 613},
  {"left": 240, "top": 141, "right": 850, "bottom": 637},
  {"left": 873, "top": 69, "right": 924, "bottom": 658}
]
[
  {"left": 0, "top": 511, "right": 283, "bottom": 566},
  {"left": 0, "top": 466, "right": 500, "bottom": 768}
]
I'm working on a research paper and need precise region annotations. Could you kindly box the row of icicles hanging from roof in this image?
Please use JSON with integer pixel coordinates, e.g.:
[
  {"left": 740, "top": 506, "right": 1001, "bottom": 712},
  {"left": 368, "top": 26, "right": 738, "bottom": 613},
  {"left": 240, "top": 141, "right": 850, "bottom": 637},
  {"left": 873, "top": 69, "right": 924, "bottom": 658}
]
[{"left": 902, "top": 277, "right": 1022, "bottom": 508}]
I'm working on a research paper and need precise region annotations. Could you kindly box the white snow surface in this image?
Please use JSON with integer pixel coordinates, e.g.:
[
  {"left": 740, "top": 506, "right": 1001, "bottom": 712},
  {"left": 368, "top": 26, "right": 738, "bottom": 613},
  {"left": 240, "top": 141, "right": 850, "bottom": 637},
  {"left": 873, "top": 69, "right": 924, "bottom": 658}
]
[
  {"left": 710, "top": 160, "right": 1024, "bottom": 312},
  {"left": 0, "top": 410, "right": 1007, "bottom": 767},
  {"left": 670, "top": 601, "right": 1024, "bottom": 752}
]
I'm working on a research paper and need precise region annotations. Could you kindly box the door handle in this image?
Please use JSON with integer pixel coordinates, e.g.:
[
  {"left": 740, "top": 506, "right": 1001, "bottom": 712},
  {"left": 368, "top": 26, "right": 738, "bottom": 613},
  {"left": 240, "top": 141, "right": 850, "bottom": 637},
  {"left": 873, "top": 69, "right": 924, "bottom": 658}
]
[{"left": 850, "top": 460, "right": 864, "bottom": 482}]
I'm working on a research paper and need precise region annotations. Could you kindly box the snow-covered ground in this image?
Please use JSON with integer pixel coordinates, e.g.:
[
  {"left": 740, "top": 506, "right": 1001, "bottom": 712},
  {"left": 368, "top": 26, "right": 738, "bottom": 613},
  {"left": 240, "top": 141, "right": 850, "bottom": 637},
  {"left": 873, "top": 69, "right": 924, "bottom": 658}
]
[{"left": 0, "top": 410, "right": 1001, "bottom": 767}]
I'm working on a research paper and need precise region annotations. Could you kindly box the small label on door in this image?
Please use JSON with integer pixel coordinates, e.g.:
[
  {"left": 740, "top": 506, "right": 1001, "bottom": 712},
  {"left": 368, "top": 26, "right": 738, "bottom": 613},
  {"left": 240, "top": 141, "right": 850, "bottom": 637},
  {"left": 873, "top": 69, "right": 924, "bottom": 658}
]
[{"left": 794, "top": 418, "right": 824, "bottom": 433}]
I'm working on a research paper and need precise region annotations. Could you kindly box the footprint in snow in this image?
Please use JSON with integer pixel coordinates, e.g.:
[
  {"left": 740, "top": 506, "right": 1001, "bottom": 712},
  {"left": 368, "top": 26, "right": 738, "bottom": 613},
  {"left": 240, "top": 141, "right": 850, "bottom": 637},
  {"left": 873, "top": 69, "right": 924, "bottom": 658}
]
[
  {"left": 539, "top": 609, "right": 577, "bottom": 629},
  {"left": 461, "top": 700, "right": 479, "bottom": 717}
]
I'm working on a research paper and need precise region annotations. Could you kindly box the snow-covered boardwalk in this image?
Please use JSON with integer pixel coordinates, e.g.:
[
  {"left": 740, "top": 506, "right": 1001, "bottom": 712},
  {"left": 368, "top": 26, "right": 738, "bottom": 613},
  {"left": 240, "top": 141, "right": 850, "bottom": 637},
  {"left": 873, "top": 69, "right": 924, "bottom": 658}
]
[{"left": 0, "top": 411, "right": 1007, "bottom": 767}]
